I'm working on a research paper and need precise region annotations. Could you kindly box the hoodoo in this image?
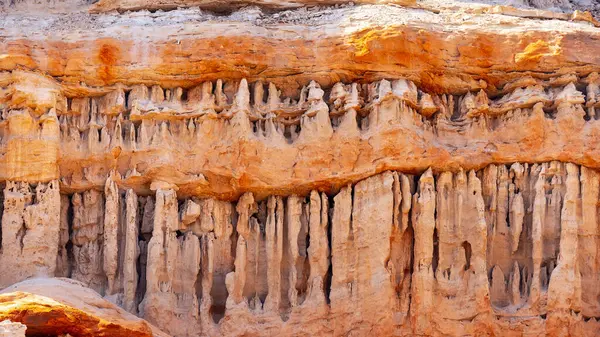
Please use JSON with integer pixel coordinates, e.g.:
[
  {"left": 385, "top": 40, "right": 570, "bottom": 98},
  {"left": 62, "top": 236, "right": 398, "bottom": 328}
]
[{"left": 0, "top": 0, "right": 600, "bottom": 335}]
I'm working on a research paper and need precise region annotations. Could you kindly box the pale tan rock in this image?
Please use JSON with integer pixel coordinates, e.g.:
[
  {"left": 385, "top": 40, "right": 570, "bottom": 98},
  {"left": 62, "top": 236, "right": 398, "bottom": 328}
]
[
  {"left": 330, "top": 186, "right": 353, "bottom": 309},
  {"left": 103, "top": 175, "right": 120, "bottom": 296},
  {"left": 547, "top": 163, "right": 582, "bottom": 335},
  {"left": 346, "top": 172, "right": 395, "bottom": 334},
  {"left": 71, "top": 190, "right": 106, "bottom": 294},
  {"left": 0, "top": 180, "right": 61, "bottom": 289},
  {"left": 0, "top": 320, "right": 26, "bottom": 337},
  {"left": 419, "top": 93, "right": 438, "bottom": 117},
  {"left": 264, "top": 196, "right": 283, "bottom": 312},
  {"left": 208, "top": 199, "right": 235, "bottom": 323},
  {"left": 180, "top": 199, "right": 201, "bottom": 226},
  {"left": 226, "top": 235, "right": 247, "bottom": 308},
  {"left": 139, "top": 188, "right": 202, "bottom": 336},
  {"left": 1, "top": 164, "right": 600, "bottom": 335},
  {"left": 411, "top": 169, "right": 436, "bottom": 336},
  {"left": 122, "top": 189, "right": 140, "bottom": 314},
  {"left": 305, "top": 191, "right": 329, "bottom": 305},
  {"left": 55, "top": 194, "right": 71, "bottom": 278},
  {"left": 579, "top": 167, "right": 600, "bottom": 318}
]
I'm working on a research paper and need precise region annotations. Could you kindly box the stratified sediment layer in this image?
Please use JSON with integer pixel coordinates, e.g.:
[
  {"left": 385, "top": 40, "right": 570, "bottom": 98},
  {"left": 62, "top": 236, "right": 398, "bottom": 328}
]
[
  {"left": 2, "top": 70, "right": 600, "bottom": 199},
  {"left": 1, "top": 3, "right": 599, "bottom": 94}
]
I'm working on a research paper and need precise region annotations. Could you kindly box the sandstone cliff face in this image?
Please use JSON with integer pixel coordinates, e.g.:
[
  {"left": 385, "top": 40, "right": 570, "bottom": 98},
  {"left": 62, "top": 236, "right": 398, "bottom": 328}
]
[
  {"left": 1, "top": 161, "right": 600, "bottom": 336},
  {"left": 1, "top": 0, "right": 600, "bottom": 336},
  {"left": 4, "top": 71, "right": 600, "bottom": 200}
]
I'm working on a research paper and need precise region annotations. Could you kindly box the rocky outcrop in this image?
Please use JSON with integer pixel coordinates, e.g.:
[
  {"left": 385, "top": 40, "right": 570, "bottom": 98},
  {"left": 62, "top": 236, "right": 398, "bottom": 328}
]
[
  {"left": 3, "top": 71, "right": 600, "bottom": 201},
  {"left": 1, "top": 2, "right": 600, "bottom": 95},
  {"left": 1, "top": 0, "right": 600, "bottom": 336},
  {"left": 89, "top": 0, "right": 417, "bottom": 13},
  {"left": 0, "top": 180, "right": 60, "bottom": 289},
  {"left": 0, "top": 162, "right": 597, "bottom": 335},
  {"left": 2, "top": 71, "right": 600, "bottom": 334},
  {"left": 70, "top": 190, "right": 106, "bottom": 294},
  {"left": 0, "top": 278, "right": 168, "bottom": 337},
  {"left": 0, "top": 320, "right": 26, "bottom": 337}
]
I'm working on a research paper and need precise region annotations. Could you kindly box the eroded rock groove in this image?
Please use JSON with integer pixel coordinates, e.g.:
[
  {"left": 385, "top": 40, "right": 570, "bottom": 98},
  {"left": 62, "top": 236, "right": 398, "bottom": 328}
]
[{"left": 0, "top": 161, "right": 598, "bottom": 335}]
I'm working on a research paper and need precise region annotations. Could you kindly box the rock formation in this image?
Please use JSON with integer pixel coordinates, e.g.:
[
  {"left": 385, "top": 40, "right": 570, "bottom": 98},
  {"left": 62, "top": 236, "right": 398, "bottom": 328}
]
[
  {"left": 0, "top": 320, "right": 26, "bottom": 337},
  {"left": 0, "top": 278, "right": 169, "bottom": 337},
  {"left": 1, "top": 0, "right": 600, "bottom": 336}
]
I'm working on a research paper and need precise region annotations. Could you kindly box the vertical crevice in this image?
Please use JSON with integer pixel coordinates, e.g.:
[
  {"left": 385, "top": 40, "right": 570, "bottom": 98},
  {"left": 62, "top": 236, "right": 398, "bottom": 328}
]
[
  {"left": 0, "top": 184, "right": 4, "bottom": 251},
  {"left": 280, "top": 197, "right": 291, "bottom": 320},
  {"left": 206, "top": 201, "right": 235, "bottom": 324},
  {"left": 406, "top": 231, "right": 414, "bottom": 317},
  {"left": 324, "top": 195, "right": 334, "bottom": 305},
  {"left": 134, "top": 239, "right": 143, "bottom": 308},
  {"left": 135, "top": 196, "right": 153, "bottom": 309},
  {"left": 195, "top": 234, "right": 204, "bottom": 318},
  {"left": 210, "top": 292, "right": 226, "bottom": 324},
  {"left": 296, "top": 200, "right": 310, "bottom": 305},
  {"left": 195, "top": 268, "right": 203, "bottom": 317},
  {"left": 231, "top": 208, "right": 239, "bottom": 262},
  {"left": 432, "top": 228, "right": 439, "bottom": 276},
  {"left": 66, "top": 194, "right": 75, "bottom": 278},
  {"left": 256, "top": 201, "right": 268, "bottom": 307},
  {"left": 462, "top": 241, "right": 472, "bottom": 271},
  {"left": 124, "top": 90, "right": 131, "bottom": 110},
  {"left": 519, "top": 265, "right": 528, "bottom": 298}
]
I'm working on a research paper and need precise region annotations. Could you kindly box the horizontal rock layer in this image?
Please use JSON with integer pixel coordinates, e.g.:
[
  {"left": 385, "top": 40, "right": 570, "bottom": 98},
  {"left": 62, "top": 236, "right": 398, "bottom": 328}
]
[
  {"left": 0, "top": 162, "right": 599, "bottom": 336},
  {"left": 89, "top": 0, "right": 417, "bottom": 13},
  {"left": 3, "top": 71, "right": 600, "bottom": 198},
  {"left": 1, "top": 4, "right": 599, "bottom": 95}
]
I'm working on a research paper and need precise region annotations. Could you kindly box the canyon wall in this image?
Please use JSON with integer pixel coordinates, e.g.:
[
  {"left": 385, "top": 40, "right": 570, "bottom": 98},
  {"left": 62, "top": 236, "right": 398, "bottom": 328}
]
[
  {"left": 2, "top": 67, "right": 600, "bottom": 337},
  {"left": 4, "top": 71, "right": 600, "bottom": 199},
  {"left": 2, "top": 0, "right": 600, "bottom": 336},
  {"left": 2, "top": 159, "right": 600, "bottom": 336}
]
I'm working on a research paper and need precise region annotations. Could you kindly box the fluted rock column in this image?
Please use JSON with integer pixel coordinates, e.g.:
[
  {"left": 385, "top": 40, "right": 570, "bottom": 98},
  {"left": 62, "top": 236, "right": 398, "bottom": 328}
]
[
  {"left": 529, "top": 164, "right": 546, "bottom": 306},
  {"left": 286, "top": 195, "right": 304, "bottom": 308},
  {"left": 103, "top": 175, "right": 120, "bottom": 296},
  {"left": 410, "top": 169, "right": 436, "bottom": 336},
  {"left": 264, "top": 196, "right": 284, "bottom": 312},
  {"left": 467, "top": 170, "right": 491, "bottom": 314},
  {"left": 0, "top": 180, "right": 60, "bottom": 288},
  {"left": 305, "top": 191, "right": 330, "bottom": 306},
  {"left": 226, "top": 193, "right": 255, "bottom": 308},
  {"left": 71, "top": 190, "right": 105, "bottom": 294},
  {"left": 330, "top": 186, "right": 353, "bottom": 308},
  {"left": 140, "top": 188, "right": 201, "bottom": 336},
  {"left": 122, "top": 189, "right": 140, "bottom": 314},
  {"left": 208, "top": 200, "right": 235, "bottom": 324},
  {"left": 579, "top": 167, "right": 600, "bottom": 318},
  {"left": 547, "top": 163, "right": 582, "bottom": 335},
  {"left": 56, "top": 194, "right": 71, "bottom": 278},
  {"left": 428, "top": 169, "right": 490, "bottom": 326},
  {"left": 389, "top": 172, "right": 413, "bottom": 325},
  {"left": 348, "top": 172, "right": 395, "bottom": 334},
  {"left": 199, "top": 232, "right": 215, "bottom": 331}
]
